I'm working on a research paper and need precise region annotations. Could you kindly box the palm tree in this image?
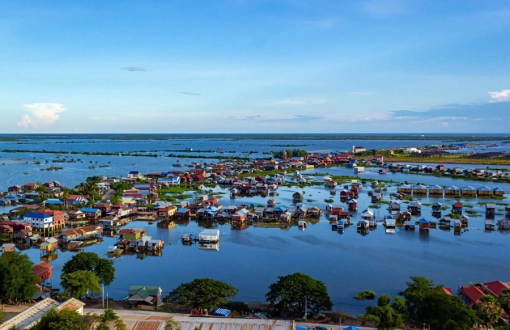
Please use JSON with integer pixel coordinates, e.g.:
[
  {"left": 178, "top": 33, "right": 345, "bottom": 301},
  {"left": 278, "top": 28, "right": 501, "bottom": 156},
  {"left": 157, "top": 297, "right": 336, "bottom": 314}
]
[
  {"left": 498, "top": 289, "right": 510, "bottom": 314},
  {"left": 476, "top": 294, "right": 502, "bottom": 326}
]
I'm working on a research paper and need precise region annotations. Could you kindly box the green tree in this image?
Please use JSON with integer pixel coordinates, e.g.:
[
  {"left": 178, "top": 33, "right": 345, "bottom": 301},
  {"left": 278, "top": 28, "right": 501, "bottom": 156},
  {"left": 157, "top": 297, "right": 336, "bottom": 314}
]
[
  {"left": 0, "top": 252, "right": 39, "bottom": 303},
  {"left": 168, "top": 278, "right": 238, "bottom": 312},
  {"left": 96, "top": 309, "right": 126, "bottom": 330},
  {"left": 62, "top": 252, "right": 115, "bottom": 285},
  {"left": 165, "top": 318, "right": 182, "bottom": 330},
  {"left": 61, "top": 270, "right": 101, "bottom": 298},
  {"left": 498, "top": 288, "right": 510, "bottom": 314},
  {"left": 403, "top": 277, "right": 476, "bottom": 329},
  {"left": 266, "top": 272, "right": 333, "bottom": 317},
  {"left": 476, "top": 294, "right": 502, "bottom": 326},
  {"left": 390, "top": 296, "right": 406, "bottom": 315},
  {"left": 33, "top": 307, "right": 88, "bottom": 330},
  {"left": 354, "top": 290, "right": 376, "bottom": 302}
]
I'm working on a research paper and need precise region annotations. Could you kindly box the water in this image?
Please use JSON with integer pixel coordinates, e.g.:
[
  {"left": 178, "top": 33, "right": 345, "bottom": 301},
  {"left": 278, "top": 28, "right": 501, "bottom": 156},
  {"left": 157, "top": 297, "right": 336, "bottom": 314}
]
[{"left": 1, "top": 135, "right": 510, "bottom": 315}]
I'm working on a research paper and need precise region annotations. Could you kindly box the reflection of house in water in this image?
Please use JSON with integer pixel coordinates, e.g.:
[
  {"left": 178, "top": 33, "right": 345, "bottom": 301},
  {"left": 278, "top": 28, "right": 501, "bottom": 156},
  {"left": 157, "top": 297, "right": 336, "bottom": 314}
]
[{"left": 199, "top": 243, "right": 220, "bottom": 251}]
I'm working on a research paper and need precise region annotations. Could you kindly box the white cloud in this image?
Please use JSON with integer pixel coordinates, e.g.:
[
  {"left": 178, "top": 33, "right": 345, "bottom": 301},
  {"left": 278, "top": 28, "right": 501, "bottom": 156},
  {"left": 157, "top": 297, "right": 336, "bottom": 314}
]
[
  {"left": 488, "top": 89, "right": 510, "bottom": 102},
  {"left": 270, "top": 98, "right": 327, "bottom": 106},
  {"left": 17, "top": 103, "right": 67, "bottom": 128}
]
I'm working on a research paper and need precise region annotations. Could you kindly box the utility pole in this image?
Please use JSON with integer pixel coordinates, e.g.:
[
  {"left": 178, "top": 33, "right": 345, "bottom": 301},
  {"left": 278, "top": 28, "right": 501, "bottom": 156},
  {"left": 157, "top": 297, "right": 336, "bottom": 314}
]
[
  {"left": 102, "top": 284, "right": 104, "bottom": 308},
  {"left": 304, "top": 296, "right": 307, "bottom": 321}
]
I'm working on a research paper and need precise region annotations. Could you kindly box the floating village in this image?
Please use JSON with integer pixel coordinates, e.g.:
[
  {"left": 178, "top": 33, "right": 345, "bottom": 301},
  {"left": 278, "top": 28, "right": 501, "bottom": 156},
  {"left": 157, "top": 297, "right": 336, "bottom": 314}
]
[{"left": 1, "top": 149, "right": 510, "bottom": 261}]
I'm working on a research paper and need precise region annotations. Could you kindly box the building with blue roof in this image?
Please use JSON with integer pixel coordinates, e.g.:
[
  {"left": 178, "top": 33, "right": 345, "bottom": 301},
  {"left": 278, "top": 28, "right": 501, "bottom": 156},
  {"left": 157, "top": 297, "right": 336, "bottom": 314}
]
[{"left": 23, "top": 212, "right": 54, "bottom": 229}]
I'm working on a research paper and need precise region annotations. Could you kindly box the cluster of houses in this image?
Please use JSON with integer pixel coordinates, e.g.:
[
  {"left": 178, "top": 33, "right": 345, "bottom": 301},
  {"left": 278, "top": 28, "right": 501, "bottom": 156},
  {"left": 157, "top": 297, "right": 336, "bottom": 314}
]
[
  {"left": 388, "top": 163, "right": 510, "bottom": 180},
  {"left": 396, "top": 184, "right": 505, "bottom": 198}
]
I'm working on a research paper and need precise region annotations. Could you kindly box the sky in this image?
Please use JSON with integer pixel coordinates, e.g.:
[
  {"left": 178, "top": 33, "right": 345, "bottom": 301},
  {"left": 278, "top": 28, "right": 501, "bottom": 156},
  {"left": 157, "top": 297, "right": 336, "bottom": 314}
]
[{"left": 1, "top": 0, "right": 510, "bottom": 133}]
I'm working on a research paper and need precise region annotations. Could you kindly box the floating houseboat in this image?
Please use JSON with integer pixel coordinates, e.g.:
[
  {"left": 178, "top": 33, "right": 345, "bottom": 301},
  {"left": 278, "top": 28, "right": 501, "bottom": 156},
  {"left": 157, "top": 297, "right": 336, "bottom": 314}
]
[
  {"left": 198, "top": 229, "right": 220, "bottom": 243},
  {"left": 419, "top": 218, "right": 430, "bottom": 230},
  {"left": 337, "top": 219, "right": 346, "bottom": 233},
  {"left": 357, "top": 220, "right": 369, "bottom": 230},
  {"left": 452, "top": 202, "right": 463, "bottom": 214},
  {"left": 454, "top": 219, "right": 462, "bottom": 231},
  {"left": 408, "top": 201, "right": 421, "bottom": 215},
  {"left": 485, "top": 220, "right": 496, "bottom": 231},
  {"left": 361, "top": 209, "right": 374, "bottom": 221},
  {"left": 324, "top": 178, "right": 337, "bottom": 188},
  {"left": 298, "top": 220, "right": 307, "bottom": 229},
  {"left": 485, "top": 203, "right": 496, "bottom": 217},
  {"left": 431, "top": 202, "right": 442, "bottom": 215},
  {"left": 384, "top": 215, "right": 396, "bottom": 228},
  {"left": 354, "top": 167, "right": 365, "bottom": 174},
  {"left": 439, "top": 217, "right": 452, "bottom": 229},
  {"left": 388, "top": 200, "right": 401, "bottom": 212},
  {"left": 494, "top": 187, "right": 505, "bottom": 197},
  {"left": 181, "top": 234, "right": 194, "bottom": 244},
  {"left": 348, "top": 199, "right": 358, "bottom": 211},
  {"left": 404, "top": 221, "right": 415, "bottom": 230},
  {"left": 498, "top": 219, "right": 510, "bottom": 230}
]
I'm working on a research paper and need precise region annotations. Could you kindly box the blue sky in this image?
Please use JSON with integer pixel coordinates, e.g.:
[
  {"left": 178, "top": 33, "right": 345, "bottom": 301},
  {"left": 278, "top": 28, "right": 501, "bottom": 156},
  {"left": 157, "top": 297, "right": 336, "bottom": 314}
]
[{"left": 1, "top": 0, "right": 510, "bottom": 133}]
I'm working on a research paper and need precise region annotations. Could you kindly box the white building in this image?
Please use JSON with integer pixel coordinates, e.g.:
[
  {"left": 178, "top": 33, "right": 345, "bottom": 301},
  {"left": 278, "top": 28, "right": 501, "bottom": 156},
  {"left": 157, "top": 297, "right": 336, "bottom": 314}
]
[
  {"left": 405, "top": 147, "right": 421, "bottom": 153},
  {"left": 22, "top": 212, "right": 54, "bottom": 230}
]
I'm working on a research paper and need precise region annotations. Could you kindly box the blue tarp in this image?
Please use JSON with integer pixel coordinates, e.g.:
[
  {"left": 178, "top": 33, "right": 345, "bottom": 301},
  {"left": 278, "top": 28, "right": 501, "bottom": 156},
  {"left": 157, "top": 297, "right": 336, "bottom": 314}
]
[
  {"left": 296, "top": 327, "right": 308, "bottom": 330},
  {"left": 344, "top": 326, "right": 360, "bottom": 330},
  {"left": 419, "top": 218, "right": 429, "bottom": 224},
  {"left": 213, "top": 308, "right": 230, "bottom": 317}
]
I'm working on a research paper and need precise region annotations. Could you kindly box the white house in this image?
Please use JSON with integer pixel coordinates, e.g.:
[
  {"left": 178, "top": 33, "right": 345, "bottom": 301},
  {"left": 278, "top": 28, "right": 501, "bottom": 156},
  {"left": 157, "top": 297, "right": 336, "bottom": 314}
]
[
  {"left": 405, "top": 147, "right": 421, "bottom": 153},
  {"left": 22, "top": 212, "right": 54, "bottom": 230}
]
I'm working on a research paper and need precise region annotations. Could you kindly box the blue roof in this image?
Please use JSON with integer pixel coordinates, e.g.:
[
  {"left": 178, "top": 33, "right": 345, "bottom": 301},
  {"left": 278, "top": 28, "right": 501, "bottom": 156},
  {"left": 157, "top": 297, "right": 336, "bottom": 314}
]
[
  {"left": 80, "top": 208, "right": 100, "bottom": 213},
  {"left": 344, "top": 327, "right": 360, "bottom": 330},
  {"left": 45, "top": 199, "right": 64, "bottom": 205},
  {"left": 24, "top": 212, "right": 52, "bottom": 219},
  {"left": 213, "top": 308, "right": 230, "bottom": 317},
  {"left": 419, "top": 218, "right": 429, "bottom": 224},
  {"left": 177, "top": 208, "right": 188, "bottom": 212}
]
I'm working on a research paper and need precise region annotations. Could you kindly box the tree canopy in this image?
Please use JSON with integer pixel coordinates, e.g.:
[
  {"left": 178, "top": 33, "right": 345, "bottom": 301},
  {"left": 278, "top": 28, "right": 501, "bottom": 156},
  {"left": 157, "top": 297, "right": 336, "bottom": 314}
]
[
  {"left": 476, "top": 294, "right": 502, "bottom": 326},
  {"left": 33, "top": 307, "right": 88, "bottom": 330},
  {"left": 61, "top": 270, "right": 101, "bottom": 299},
  {"left": 62, "top": 252, "right": 115, "bottom": 285},
  {"left": 403, "top": 276, "right": 476, "bottom": 329},
  {"left": 168, "top": 278, "right": 238, "bottom": 311},
  {"left": 0, "top": 252, "right": 39, "bottom": 303},
  {"left": 95, "top": 309, "right": 126, "bottom": 330},
  {"left": 266, "top": 272, "right": 333, "bottom": 317},
  {"left": 354, "top": 290, "right": 376, "bottom": 301}
]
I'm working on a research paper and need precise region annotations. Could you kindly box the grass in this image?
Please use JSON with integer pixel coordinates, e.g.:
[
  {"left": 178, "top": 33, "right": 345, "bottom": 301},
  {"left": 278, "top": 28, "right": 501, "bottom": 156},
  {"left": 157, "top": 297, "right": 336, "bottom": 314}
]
[{"left": 158, "top": 186, "right": 193, "bottom": 194}]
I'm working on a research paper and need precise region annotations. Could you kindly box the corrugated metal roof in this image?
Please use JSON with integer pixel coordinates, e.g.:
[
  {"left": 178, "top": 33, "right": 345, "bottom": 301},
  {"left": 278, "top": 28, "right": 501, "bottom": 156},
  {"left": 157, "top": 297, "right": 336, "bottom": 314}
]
[{"left": 0, "top": 298, "right": 57, "bottom": 329}]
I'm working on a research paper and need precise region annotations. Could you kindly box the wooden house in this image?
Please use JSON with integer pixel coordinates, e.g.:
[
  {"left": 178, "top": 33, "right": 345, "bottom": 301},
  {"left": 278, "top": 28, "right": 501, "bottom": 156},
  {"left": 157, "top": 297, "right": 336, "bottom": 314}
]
[
  {"left": 397, "top": 184, "right": 411, "bottom": 194},
  {"left": 485, "top": 219, "right": 496, "bottom": 231},
  {"left": 388, "top": 201, "right": 401, "bottom": 212},
  {"left": 348, "top": 199, "right": 358, "bottom": 211},
  {"left": 408, "top": 201, "right": 421, "bottom": 215},
  {"left": 485, "top": 203, "right": 496, "bottom": 217},
  {"left": 1, "top": 243, "right": 15, "bottom": 253},
  {"left": 445, "top": 185, "right": 460, "bottom": 196},
  {"left": 419, "top": 218, "right": 430, "bottom": 230},
  {"left": 493, "top": 187, "right": 505, "bottom": 196},
  {"left": 80, "top": 208, "right": 102, "bottom": 220},
  {"left": 477, "top": 186, "right": 493, "bottom": 197},
  {"left": 292, "top": 204, "right": 308, "bottom": 219},
  {"left": 292, "top": 192, "right": 303, "bottom": 202},
  {"left": 32, "top": 261, "right": 52, "bottom": 284},
  {"left": 461, "top": 186, "right": 476, "bottom": 196},
  {"left": 331, "top": 205, "right": 345, "bottom": 216},
  {"left": 452, "top": 202, "right": 463, "bottom": 214},
  {"left": 361, "top": 209, "right": 374, "bottom": 221},
  {"left": 432, "top": 202, "right": 442, "bottom": 213},
  {"left": 40, "top": 237, "right": 58, "bottom": 252},
  {"left": 232, "top": 209, "right": 249, "bottom": 223},
  {"left": 395, "top": 211, "right": 411, "bottom": 221},
  {"left": 498, "top": 219, "right": 510, "bottom": 230},
  {"left": 175, "top": 208, "right": 191, "bottom": 219},
  {"left": 267, "top": 198, "right": 277, "bottom": 208},
  {"left": 460, "top": 215, "right": 469, "bottom": 226},
  {"left": 59, "top": 225, "right": 103, "bottom": 243},
  {"left": 413, "top": 184, "right": 428, "bottom": 195},
  {"left": 439, "top": 217, "right": 452, "bottom": 228},
  {"left": 350, "top": 186, "right": 360, "bottom": 198},
  {"left": 118, "top": 228, "right": 146, "bottom": 241},
  {"left": 157, "top": 206, "right": 176, "bottom": 218},
  {"left": 428, "top": 185, "right": 443, "bottom": 196},
  {"left": 307, "top": 206, "right": 322, "bottom": 218}
]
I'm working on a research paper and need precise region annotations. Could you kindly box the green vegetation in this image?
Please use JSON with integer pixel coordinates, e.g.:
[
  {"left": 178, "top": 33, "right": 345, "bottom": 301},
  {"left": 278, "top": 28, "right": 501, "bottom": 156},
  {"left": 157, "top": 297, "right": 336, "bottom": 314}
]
[
  {"left": 354, "top": 290, "right": 376, "bottom": 302},
  {"left": 33, "top": 307, "right": 88, "bottom": 330},
  {"left": 266, "top": 272, "right": 333, "bottom": 317},
  {"left": 167, "top": 278, "right": 238, "bottom": 312},
  {"left": 61, "top": 270, "right": 101, "bottom": 299},
  {"left": 0, "top": 252, "right": 39, "bottom": 303},
  {"left": 95, "top": 309, "right": 127, "bottom": 330},
  {"left": 273, "top": 149, "right": 308, "bottom": 158},
  {"left": 62, "top": 252, "right": 115, "bottom": 285}
]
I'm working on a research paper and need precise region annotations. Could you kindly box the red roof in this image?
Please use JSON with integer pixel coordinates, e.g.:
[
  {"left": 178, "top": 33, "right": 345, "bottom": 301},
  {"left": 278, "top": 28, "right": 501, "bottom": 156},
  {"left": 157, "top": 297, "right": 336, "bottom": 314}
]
[
  {"left": 459, "top": 285, "right": 485, "bottom": 306},
  {"left": 32, "top": 261, "right": 52, "bottom": 276},
  {"left": 483, "top": 281, "right": 510, "bottom": 296},
  {"left": 453, "top": 202, "right": 463, "bottom": 207},
  {"left": 67, "top": 195, "right": 86, "bottom": 200}
]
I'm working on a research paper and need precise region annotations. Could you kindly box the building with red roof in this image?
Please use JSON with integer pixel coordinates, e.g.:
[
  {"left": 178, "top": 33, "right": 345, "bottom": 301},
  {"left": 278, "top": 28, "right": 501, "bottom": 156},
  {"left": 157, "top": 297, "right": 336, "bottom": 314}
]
[
  {"left": 32, "top": 261, "right": 53, "bottom": 284},
  {"left": 458, "top": 285, "right": 485, "bottom": 306}
]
